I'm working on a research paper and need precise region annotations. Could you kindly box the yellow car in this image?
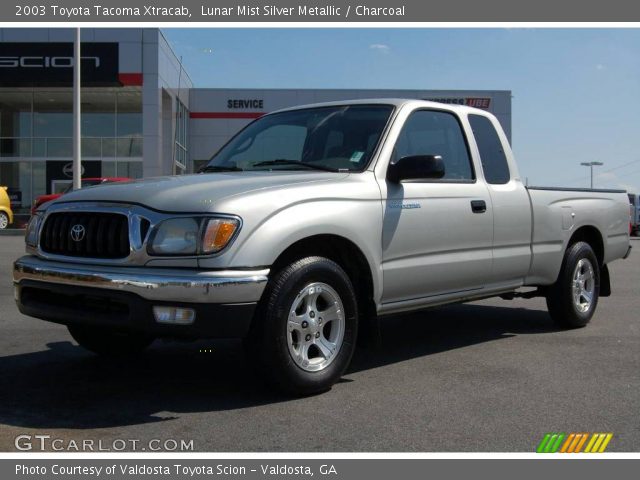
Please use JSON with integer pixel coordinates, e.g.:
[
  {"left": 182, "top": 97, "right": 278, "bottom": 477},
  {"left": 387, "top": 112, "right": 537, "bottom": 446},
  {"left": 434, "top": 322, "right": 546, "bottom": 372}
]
[{"left": 0, "top": 186, "right": 14, "bottom": 229}]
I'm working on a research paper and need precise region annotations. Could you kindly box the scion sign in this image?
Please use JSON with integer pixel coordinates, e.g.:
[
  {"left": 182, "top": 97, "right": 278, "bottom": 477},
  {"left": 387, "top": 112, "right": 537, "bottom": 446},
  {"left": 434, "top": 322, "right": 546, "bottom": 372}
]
[{"left": 0, "top": 42, "right": 119, "bottom": 86}]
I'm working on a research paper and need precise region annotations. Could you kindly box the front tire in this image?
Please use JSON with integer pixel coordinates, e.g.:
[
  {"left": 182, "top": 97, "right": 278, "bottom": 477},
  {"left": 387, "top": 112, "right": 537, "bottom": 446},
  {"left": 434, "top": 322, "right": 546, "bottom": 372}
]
[
  {"left": 0, "top": 212, "right": 9, "bottom": 230},
  {"left": 68, "top": 325, "right": 154, "bottom": 356},
  {"left": 546, "top": 241, "right": 600, "bottom": 328},
  {"left": 246, "top": 256, "right": 358, "bottom": 396}
]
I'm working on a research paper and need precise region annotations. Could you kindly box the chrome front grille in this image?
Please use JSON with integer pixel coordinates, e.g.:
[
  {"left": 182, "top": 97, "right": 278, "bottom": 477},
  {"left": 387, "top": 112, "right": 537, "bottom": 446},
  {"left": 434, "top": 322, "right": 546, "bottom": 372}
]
[{"left": 40, "top": 212, "right": 130, "bottom": 259}]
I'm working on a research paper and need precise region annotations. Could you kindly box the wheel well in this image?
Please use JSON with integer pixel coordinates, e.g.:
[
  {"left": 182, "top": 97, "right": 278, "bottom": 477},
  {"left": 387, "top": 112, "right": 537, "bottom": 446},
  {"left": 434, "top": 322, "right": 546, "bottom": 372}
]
[
  {"left": 270, "top": 234, "right": 376, "bottom": 321},
  {"left": 568, "top": 226, "right": 604, "bottom": 266}
]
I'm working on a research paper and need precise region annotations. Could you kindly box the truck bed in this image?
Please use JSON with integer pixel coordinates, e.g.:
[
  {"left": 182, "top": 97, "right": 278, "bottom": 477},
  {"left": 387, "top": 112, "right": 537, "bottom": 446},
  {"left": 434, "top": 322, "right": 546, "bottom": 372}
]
[{"left": 524, "top": 186, "right": 630, "bottom": 285}]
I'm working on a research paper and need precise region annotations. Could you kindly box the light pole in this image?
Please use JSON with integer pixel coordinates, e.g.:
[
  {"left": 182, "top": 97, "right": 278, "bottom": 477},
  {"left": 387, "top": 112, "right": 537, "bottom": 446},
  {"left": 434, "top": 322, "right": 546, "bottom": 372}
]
[
  {"left": 580, "top": 161, "right": 603, "bottom": 189},
  {"left": 72, "top": 27, "right": 82, "bottom": 190}
]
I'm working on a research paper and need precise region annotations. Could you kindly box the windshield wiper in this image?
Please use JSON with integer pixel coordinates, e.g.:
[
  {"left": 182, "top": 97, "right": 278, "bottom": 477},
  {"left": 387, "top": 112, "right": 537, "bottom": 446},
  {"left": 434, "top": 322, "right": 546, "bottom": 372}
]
[
  {"left": 199, "top": 165, "right": 243, "bottom": 173},
  {"left": 251, "top": 159, "right": 340, "bottom": 172}
]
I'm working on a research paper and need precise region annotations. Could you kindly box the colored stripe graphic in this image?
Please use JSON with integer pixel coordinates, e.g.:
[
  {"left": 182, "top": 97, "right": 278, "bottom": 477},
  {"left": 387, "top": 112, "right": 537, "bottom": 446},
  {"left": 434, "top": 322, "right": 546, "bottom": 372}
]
[
  {"left": 538, "top": 433, "right": 613, "bottom": 453},
  {"left": 536, "top": 433, "right": 552, "bottom": 453},
  {"left": 574, "top": 433, "right": 589, "bottom": 452},
  {"left": 537, "top": 433, "right": 565, "bottom": 453},
  {"left": 584, "top": 433, "right": 613, "bottom": 453},
  {"left": 560, "top": 433, "right": 575, "bottom": 453}
]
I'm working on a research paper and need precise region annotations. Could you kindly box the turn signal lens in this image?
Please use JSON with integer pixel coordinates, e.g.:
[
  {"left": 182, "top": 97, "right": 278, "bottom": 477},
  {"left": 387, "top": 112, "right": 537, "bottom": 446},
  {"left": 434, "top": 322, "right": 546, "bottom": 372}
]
[{"left": 202, "top": 218, "right": 239, "bottom": 254}]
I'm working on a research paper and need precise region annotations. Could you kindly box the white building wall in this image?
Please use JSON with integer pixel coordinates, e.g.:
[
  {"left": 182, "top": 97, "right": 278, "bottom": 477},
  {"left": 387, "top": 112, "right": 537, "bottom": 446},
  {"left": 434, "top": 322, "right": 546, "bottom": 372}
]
[{"left": 141, "top": 29, "right": 193, "bottom": 178}]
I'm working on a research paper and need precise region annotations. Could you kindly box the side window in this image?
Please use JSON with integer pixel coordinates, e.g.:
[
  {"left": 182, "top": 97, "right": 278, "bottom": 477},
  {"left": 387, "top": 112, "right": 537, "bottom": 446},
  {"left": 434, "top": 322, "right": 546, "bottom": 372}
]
[
  {"left": 469, "top": 114, "right": 511, "bottom": 185},
  {"left": 393, "top": 110, "right": 474, "bottom": 181}
]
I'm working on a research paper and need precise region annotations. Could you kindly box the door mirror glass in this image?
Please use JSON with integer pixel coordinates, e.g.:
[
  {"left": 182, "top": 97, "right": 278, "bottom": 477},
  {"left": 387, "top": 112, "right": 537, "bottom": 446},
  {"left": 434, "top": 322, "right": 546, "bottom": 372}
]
[{"left": 387, "top": 155, "right": 445, "bottom": 183}]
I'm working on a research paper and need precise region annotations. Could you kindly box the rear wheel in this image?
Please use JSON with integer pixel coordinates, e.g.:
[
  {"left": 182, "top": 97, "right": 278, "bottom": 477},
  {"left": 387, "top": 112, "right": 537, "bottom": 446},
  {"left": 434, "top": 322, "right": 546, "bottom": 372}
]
[
  {"left": 0, "top": 212, "right": 8, "bottom": 230},
  {"left": 68, "top": 325, "right": 154, "bottom": 356},
  {"left": 546, "top": 241, "right": 600, "bottom": 328},
  {"left": 245, "top": 256, "right": 358, "bottom": 396}
]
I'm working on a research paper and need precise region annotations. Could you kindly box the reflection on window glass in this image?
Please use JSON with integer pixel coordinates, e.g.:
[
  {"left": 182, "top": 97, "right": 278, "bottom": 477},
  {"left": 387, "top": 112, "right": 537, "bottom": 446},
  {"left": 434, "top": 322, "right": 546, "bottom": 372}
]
[
  {"left": 116, "top": 160, "right": 143, "bottom": 178},
  {"left": 394, "top": 110, "right": 473, "bottom": 181},
  {"left": 117, "top": 91, "right": 142, "bottom": 137},
  {"left": 0, "top": 92, "right": 32, "bottom": 138},
  {"left": 0, "top": 138, "right": 31, "bottom": 158},
  {"left": 46, "top": 138, "right": 72, "bottom": 158},
  {"left": 31, "top": 161, "right": 46, "bottom": 200},
  {"left": 33, "top": 92, "right": 72, "bottom": 138},
  {"left": 0, "top": 160, "right": 46, "bottom": 213},
  {"left": 101, "top": 161, "right": 116, "bottom": 178},
  {"left": 468, "top": 114, "right": 510, "bottom": 185},
  {"left": 208, "top": 105, "right": 393, "bottom": 172},
  {"left": 230, "top": 125, "right": 306, "bottom": 168},
  {"left": 174, "top": 99, "right": 188, "bottom": 173},
  {"left": 82, "top": 91, "right": 116, "bottom": 138}
]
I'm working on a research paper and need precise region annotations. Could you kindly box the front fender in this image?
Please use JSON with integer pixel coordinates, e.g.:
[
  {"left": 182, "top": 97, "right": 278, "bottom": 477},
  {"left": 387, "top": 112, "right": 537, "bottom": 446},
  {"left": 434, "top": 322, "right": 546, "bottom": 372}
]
[{"left": 200, "top": 199, "right": 384, "bottom": 303}]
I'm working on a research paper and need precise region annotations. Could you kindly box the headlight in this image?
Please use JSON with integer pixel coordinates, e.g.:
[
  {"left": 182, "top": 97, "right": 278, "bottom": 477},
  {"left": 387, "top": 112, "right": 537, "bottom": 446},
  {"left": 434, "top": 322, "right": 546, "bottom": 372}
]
[
  {"left": 25, "top": 213, "right": 42, "bottom": 247},
  {"left": 148, "top": 216, "right": 240, "bottom": 256}
]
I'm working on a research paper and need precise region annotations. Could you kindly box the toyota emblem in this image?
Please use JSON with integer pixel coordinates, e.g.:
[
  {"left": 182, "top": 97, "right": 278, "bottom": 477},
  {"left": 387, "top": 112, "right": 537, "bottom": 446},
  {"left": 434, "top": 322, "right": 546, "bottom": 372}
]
[{"left": 70, "top": 224, "right": 86, "bottom": 242}]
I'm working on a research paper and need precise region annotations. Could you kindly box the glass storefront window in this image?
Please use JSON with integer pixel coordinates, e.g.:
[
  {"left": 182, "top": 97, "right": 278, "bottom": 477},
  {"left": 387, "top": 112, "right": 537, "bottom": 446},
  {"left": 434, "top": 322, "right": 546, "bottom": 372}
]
[
  {"left": 0, "top": 92, "right": 33, "bottom": 157},
  {"left": 101, "top": 160, "right": 143, "bottom": 179},
  {"left": 1, "top": 89, "right": 142, "bottom": 159},
  {"left": 117, "top": 160, "right": 143, "bottom": 179},
  {"left": 0, "top": 92, "right": 32, "bottom": 138},
  {"left": 117, "top": 137, "right": 142, "bottom": 157},
  {"left": 0, "top": 88, "right": 142, "bottom": 211},
  {"left": 117, "top": 91, "right": 142, "bottom": 137},
  {"left": 33, "top": 91, "right": 73, "bottom": 138},
  {"left": 0, "top": 160, "right": 46, "bottom": 214},
  {"left": 174, "top": 98, "right": 188, "bottom": 173},
  {"left": 0, "top": 138, "right": 31, "bottom": 158}
]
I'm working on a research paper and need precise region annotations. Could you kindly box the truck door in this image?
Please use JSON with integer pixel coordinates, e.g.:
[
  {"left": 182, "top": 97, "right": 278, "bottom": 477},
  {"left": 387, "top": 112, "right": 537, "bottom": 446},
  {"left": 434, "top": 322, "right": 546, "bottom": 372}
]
[
  {"left": 468, "top": 113, "right": 532, "bottom": 286},
  {"left": 380, "top": 109, "right": 494, "bottom": 304}
]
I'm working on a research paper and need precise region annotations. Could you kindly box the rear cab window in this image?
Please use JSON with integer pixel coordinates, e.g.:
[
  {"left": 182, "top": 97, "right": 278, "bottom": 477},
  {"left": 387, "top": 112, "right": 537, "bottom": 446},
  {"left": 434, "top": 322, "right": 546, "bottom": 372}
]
[{"left": 468, "top": 114, "right": 511, "bottom": 185}]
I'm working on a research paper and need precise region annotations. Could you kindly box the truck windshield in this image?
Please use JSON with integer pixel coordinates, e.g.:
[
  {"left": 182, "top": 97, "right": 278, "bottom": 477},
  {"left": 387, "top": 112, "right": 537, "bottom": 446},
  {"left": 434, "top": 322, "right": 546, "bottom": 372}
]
[{"left": 204, "top": 105, "right": 394, "bottom": 173}]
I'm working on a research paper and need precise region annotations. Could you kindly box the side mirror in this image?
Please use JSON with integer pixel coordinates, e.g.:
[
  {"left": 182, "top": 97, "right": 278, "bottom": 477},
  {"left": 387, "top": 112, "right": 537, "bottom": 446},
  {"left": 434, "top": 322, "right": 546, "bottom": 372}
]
[{"left": 387, "top": 155, "right": 445, "bottom": 183}]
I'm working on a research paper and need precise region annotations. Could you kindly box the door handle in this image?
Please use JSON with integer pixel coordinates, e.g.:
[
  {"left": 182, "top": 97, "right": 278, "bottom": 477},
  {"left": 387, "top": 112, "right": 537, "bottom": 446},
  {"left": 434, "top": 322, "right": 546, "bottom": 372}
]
[{"left": 471, "top": 200, "right": 487, "bottom": 213}]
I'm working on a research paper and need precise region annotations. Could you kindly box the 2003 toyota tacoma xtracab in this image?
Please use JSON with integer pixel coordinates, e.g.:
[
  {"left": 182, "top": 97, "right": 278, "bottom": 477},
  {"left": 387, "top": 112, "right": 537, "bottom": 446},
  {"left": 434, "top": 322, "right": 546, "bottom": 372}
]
[{"left": 14, "top": 99, "right": 632, "bottom": 394}]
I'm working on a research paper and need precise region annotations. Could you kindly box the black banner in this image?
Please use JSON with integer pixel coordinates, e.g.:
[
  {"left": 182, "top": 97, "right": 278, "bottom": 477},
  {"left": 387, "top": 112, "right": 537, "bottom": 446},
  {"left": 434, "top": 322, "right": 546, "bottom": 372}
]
[
  {"left": 0, "top": 42, "right": 119, "bottom": 87},
  {"left": 45, "top": 160, "right": 101, "bottom": 194}
]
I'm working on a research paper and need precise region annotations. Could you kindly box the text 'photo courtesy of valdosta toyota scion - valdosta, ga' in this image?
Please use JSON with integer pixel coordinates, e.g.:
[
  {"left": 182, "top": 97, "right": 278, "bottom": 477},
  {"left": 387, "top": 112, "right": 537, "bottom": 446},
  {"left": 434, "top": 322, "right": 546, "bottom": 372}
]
[
  {"left": 14, "top": 99, "right": 632, "bottom": 396},
  {"left": 32, "top": 5, "right": 406, "bottom": 18},
  {"left": 15, "top": 464, "right": 337, "bottom": 476}
]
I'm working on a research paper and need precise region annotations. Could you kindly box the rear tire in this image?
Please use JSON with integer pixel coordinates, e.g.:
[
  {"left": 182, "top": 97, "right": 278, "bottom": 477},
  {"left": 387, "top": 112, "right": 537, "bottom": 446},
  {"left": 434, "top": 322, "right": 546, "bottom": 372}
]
[
  {"left": 68, "top": 325, "right": 154, "bottom": 356},
  {"left": 245, "top": 256, "right": 358, "bottom": 396},
  {"left": 546, "top": 241, "right": 600, "bottom": 328}
]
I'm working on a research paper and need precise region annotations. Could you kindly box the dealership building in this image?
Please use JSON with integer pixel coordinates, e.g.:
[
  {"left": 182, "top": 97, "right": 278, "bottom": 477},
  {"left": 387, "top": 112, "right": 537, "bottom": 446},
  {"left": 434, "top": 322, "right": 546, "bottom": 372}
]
[{"left": 0, "top": 28, "right": 512, "bottom": 215}]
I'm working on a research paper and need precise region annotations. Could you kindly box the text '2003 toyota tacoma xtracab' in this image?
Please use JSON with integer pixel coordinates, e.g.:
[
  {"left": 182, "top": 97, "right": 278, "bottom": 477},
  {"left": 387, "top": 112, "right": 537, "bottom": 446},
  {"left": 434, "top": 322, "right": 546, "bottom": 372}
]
[{"left": 14, "top": 99, "right": 632, "bottom": 395}]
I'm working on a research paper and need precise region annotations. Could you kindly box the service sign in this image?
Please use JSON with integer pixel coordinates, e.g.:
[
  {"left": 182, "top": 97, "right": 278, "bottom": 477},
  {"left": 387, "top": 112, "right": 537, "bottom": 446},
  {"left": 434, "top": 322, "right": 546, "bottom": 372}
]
[{"left": 0, "top": 42, "right": 119, "bottom": 87}]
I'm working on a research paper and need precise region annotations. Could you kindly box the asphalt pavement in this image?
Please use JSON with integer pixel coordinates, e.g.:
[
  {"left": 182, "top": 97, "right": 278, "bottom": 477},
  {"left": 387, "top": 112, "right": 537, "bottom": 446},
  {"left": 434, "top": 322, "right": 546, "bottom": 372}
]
[{"left": 1, "top": 236, "right": 638, "bottom": 452}]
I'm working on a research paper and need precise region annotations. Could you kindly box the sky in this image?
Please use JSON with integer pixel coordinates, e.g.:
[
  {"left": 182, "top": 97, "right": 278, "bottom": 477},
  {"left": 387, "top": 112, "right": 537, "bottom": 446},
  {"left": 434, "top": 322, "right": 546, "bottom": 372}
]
[{"left": 164, "top": 28, "right": 640, "bottom": 193}]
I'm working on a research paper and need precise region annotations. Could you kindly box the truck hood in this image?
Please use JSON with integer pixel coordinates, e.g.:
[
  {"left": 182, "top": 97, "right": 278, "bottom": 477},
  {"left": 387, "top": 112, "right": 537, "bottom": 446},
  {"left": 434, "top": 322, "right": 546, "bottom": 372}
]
[{"left": 53, "top": 171, "right": 349, "bottom": 212}]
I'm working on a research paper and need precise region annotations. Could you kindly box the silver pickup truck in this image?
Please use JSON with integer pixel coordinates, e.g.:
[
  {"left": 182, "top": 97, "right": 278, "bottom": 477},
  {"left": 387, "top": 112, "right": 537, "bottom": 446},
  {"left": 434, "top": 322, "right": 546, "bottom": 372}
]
[{"left": 14, "top": 99, "right": 632, "bottom": 395}]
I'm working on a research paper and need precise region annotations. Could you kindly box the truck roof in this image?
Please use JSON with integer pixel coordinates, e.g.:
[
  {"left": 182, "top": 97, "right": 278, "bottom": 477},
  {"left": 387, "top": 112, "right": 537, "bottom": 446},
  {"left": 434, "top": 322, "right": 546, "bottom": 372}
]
[{"left": 270, "top": 98, "right": 490, "bottom": 116}]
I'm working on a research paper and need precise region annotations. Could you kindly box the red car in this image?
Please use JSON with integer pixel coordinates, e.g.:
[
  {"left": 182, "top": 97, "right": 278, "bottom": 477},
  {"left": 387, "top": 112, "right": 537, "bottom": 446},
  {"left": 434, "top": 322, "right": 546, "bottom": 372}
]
[{"left": 31, "top": 177, "right": 131, "bottom": 215}]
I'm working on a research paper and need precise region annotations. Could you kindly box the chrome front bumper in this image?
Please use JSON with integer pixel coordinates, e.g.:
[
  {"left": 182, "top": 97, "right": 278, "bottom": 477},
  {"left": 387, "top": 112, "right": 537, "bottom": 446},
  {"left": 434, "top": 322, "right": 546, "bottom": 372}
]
[{"left": 13, "top": 255, "right": 269, "bottom": 304}]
